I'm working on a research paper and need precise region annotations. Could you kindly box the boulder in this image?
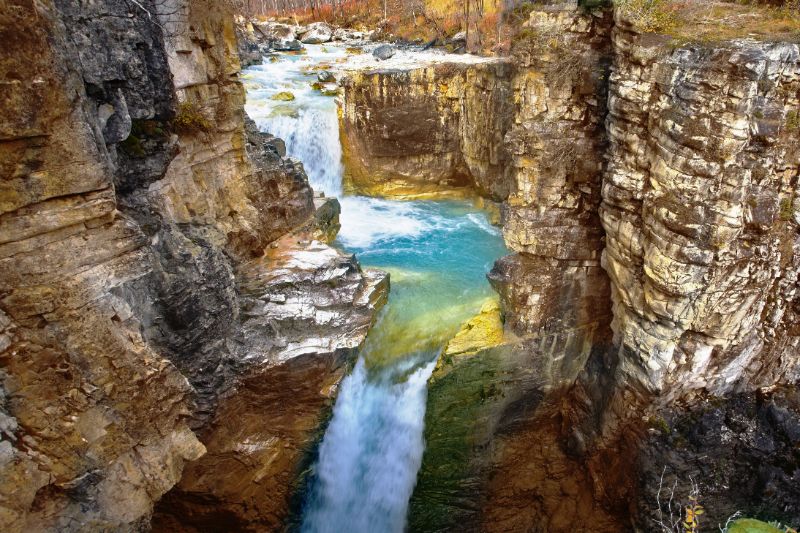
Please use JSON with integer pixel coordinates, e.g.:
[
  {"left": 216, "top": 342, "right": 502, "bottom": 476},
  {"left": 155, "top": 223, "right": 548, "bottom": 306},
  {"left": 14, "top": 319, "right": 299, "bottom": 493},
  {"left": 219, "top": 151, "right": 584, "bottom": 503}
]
[
  {"left": 333, "top": 28, "right": 352, "bottom": 41},
  {"left": 271, "top": 91, "right": 296, "bottom": 101},
  {"left": 333, "top": 28, "right": 363, "bottom": 41},
  {"left": 317, "top": 70, "right": 336, "bottom": 83},
  {"left": 372, "top": 44, "right": 395, "bottom": 61},
  {"left": 319, "top": 82, "right": 339, "bottom": 96},
  {"left": 253, "top": 22, "right": 296, "bottom": 41},
  {"left": 273, "top": 38, "right": 302, "bottom": 52},
  {"left": 300, "top": 22, "right": 333, "bottom": 44}
]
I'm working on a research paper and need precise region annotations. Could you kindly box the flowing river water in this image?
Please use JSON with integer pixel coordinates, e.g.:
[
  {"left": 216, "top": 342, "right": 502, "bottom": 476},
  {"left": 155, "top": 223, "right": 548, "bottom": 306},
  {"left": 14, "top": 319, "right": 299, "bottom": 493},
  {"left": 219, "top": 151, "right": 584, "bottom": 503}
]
[{"left": 243, "top": 44, "right": 508, "bottom": 532}]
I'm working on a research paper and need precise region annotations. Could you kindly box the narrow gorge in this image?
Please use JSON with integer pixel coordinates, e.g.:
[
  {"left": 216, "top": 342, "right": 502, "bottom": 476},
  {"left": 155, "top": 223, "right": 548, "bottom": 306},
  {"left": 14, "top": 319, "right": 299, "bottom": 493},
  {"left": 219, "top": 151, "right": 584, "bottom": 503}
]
[{"left": 1, "top": 0, "right": 799, "bottom": 532}]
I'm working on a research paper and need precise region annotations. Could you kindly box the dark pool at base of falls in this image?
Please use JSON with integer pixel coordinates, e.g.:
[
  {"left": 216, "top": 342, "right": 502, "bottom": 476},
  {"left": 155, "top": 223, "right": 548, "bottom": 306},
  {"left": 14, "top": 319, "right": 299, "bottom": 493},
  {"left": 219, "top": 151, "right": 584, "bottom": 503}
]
[{"left": 243, "top": 44, "right": 509, "bottom": 533}]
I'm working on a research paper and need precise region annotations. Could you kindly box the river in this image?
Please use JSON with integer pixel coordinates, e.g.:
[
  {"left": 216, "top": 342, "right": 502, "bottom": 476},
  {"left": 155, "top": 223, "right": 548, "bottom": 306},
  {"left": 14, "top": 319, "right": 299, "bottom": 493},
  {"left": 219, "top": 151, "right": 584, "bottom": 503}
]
[{"left": 243, "top": 44, "right": 508, "bottom": 533}]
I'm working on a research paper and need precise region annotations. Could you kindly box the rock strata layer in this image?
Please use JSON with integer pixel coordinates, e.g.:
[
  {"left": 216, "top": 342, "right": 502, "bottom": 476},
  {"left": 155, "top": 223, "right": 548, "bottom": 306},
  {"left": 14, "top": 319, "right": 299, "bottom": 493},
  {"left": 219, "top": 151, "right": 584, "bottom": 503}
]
[
  {"left": 398, "top": 1, "right": 799, "bottom": 530},
  {"left": 0, "top": 1, "right": 385, "bottom": 531}
]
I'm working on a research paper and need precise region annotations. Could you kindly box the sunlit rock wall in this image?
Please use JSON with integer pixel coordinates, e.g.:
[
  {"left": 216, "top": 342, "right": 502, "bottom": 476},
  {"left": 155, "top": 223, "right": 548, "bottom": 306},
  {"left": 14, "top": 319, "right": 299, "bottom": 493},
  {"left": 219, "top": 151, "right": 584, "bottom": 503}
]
[
  {"left": 0, "top": 2, "right": 203, "bottom": 530},
  {"left": 339, "top": 61, "right": 514, "bottom": 199},
  {"left": 602, "top": 15, "right": 800, "bottom": 399},
  {"left": 0, "top": 0, "right": 384, "bottom": 531}
]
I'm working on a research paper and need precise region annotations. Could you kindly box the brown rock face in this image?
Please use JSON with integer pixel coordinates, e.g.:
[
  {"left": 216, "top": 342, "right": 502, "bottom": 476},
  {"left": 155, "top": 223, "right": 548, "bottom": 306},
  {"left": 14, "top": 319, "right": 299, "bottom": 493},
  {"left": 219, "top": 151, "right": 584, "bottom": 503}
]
[
  {"left": 339, "top": 61, "right": 514, "bottom": 199},
  {"left": 0, "top": 1, "right": 203, "bottom": 530},
  {"left": 407, "top": 2, "right": 799, "bottom": 531},
  {"left": 153, "top": 236, "right": 388, "bottom": 531},
  {"left": 491, "top": 3, "right": 615, "bottom": 355},
  {"left": 0, "top": 0, "right": 382, "bottom": 531},
  {"left": 601, "top": 15, "right": 800, "bottom": 398}
]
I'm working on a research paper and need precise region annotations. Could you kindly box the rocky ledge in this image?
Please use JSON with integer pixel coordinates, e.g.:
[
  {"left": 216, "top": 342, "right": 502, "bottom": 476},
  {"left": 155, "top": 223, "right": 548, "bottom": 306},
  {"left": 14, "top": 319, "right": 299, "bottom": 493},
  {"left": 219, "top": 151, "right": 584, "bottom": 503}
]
[
  {"left": 153, "top": 229, "right": 388, "bottom": 531},
  {"left": 0, "top": 1, "right": 386, "bottom": 531}
]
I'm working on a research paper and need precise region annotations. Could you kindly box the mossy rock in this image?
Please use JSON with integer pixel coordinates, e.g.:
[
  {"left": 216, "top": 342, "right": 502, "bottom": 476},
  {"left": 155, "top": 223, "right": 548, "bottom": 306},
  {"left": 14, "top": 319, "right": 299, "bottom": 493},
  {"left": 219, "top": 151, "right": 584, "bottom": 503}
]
[
  {"left": 269, "top": 105, "right": 299, "bottom": 119},
  {"left": 729, "top": 519, "right": 786, "bottom": 533},
  {"left": 271, "top": 91, "right": 296, "bottom": 101},
  {"left": 173, "top": 101, "right": 211, "bottom": 133}
]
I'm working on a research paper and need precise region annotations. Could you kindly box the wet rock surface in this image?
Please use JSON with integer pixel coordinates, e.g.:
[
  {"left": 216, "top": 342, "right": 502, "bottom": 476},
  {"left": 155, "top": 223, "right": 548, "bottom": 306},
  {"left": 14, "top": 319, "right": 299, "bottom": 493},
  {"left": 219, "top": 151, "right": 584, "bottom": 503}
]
[
  {"left": 339, "top": 60, "right": 513, "bottom": 198},
  {"left": 637, "top": 388, "right": 800, "bottom": 529},
  {"left": 0, "top": 1, "right": 384, "bottom": 531},
  {"left": 152, "top": 233, "right": 388, "bottom": 532}
]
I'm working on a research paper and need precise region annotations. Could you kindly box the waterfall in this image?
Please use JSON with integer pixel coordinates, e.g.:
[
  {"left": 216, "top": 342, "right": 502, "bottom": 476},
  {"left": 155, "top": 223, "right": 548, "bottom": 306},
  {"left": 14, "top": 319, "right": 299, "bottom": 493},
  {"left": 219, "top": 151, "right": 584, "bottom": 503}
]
[
  {"left": 301, "top": 358, "right": 437, "bottom": 533},
  {"left": 243, "top": 45, "right": 509, "bottom": 533},
  {"left": 253, "top": 107, "right": 343, "bottom": 197}
]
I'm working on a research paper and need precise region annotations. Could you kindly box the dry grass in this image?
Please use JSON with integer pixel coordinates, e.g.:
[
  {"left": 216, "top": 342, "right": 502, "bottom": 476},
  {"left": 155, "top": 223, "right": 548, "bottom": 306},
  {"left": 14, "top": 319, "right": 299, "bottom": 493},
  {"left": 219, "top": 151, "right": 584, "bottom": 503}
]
[{"left": 623, "top": 0, "right": 800, "bottom": 42}]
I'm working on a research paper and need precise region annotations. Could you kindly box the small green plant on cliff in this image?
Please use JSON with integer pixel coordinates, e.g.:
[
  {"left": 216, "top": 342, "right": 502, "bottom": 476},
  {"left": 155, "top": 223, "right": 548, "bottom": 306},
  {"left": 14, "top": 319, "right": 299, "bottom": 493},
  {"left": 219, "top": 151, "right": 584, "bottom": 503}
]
[
  {"left": 779, "top": 197, "right": 795, "bottom": 221},
  {"left": 174, "top": 101, "right": 212, "bottom": 133},
  {"left": 723, "top": 517, "right": 798, "bottom": 533},
  {"left": 786, "top": 110, "right": 800, "bottom": 132},
  {"left": 615, "top": 0, "right": 679, "bottom": 33},
  {"left": 648, "top": 416, "right": 671, "bottom": 436}
]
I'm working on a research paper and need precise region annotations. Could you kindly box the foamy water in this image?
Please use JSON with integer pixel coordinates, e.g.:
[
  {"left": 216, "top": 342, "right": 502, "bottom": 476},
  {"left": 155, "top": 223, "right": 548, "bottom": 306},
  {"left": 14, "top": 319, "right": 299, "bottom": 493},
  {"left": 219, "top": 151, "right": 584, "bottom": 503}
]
[
  {"left": 301, "top": 358, "right": 436, "bottom": 533},
  {"left": 243, "top": 44, "right": 508, "bottom": 533}
]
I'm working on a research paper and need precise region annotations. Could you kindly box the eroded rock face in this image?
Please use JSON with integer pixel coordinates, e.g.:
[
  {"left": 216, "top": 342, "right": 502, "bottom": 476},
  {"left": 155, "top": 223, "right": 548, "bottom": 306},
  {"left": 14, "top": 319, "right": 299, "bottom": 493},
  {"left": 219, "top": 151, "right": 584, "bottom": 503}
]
[
  {"left": 601, "top": 16, "right": 800, "bottom": 399},
  {"left": 339, "top": 61, "right": 514, "bottom": 198},
  {"left": 636, "top": 387, "right": 800, "bottom": 529},
  {"left": 0, "top": 0, "right": 382, "bottom": 531},
  {"left": 407, "top": 3, "right": 799, "bottom": 531},
  {"left": 152, "top": 234, "right": 388, "bottom": 531},
  {"left": 0, "top": 2, "right": 204, "bottom": 530}
]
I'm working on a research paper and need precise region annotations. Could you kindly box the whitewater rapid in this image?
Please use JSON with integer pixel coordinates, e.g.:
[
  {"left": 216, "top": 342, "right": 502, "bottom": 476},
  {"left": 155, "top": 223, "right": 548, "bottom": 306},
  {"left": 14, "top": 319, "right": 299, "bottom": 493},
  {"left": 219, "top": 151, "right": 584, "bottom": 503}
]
[{"left": 243, "top": 43, "right": 507, "bottom": 533}]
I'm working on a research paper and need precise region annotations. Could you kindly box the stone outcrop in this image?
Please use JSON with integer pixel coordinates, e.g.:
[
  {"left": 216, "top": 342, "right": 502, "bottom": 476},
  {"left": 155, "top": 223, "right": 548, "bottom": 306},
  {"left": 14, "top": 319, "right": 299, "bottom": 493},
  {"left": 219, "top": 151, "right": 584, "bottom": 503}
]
[
  {"left": 405, "top": 1, "right": 799, "bottom": 531},
  {"left": 152, "top": 233, "right": 388, "bottom": 531},
  {"left": 339, "top": 60, "right": 513, "bottom": 199},
  {"left": 0, "top": 0, "right": 385, "bottom": 531}
]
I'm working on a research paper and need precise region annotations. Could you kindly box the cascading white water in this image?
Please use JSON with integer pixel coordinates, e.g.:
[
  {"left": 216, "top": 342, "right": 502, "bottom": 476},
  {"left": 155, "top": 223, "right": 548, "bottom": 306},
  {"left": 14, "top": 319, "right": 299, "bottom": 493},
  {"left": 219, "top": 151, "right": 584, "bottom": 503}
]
[
  {"left": 253, "top": 108, "right": 343, "bottom": 197},
  {"left": 243, "top": 44, "right": 508, "bottom": 533},
  {"left": 301, "top": 358, "right": 437, "bottom": 533}
]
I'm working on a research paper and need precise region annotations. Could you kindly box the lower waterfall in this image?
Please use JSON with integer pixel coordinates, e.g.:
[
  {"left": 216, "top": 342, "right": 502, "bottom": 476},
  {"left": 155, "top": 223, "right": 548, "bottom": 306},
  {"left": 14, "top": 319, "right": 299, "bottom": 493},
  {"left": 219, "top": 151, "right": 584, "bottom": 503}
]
[{"left": 244, "top": 45, "right": 508, "bottom": 533}]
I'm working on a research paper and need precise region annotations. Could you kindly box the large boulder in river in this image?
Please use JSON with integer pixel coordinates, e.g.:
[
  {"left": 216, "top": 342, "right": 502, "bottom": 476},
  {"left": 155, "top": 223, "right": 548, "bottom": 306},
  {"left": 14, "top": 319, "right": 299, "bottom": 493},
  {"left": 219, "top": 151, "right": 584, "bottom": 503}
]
[
  {"left": 372, "top": 44, "right": 395, "bottom": 61},
  {"left": 254, "top": 22, "right": 295, "bottom": 41},
  {"left": 253, "top": 22, "right": 302, "bottom": 51},
  {"left": 333, "top": 28, "right": 362, "bottom": 41},
  {"left": 317, "top": 70, "right": 336, "bottom": 83},
  {"left": 274, "top": 38, "right": 302, "bottom": 52},
  {"left": 300, "top": 22, "right": 333, "bottom": 44}
]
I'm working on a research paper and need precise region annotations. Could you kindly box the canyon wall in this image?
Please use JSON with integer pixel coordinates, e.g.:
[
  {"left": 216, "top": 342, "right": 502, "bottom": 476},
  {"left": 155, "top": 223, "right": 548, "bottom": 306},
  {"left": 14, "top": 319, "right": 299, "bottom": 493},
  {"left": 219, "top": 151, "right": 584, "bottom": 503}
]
[
  {"left": 332, "top": 1, "right": 800, "bottom": 530},
  {"left": 602, "top": 15, "right": 800, "bottom": 401},
  {"left": 339, "top": 61, "right": 514, "bottom": 199},
  {"left": 0, "top": 1, "right": 385, "bottom": 531}
]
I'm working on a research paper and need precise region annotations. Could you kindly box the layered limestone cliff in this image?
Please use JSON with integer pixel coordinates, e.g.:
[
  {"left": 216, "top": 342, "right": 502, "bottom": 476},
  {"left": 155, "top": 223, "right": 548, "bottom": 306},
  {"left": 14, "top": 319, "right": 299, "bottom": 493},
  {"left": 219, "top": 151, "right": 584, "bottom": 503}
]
[
  {"left": 601, "top": 14, "right": 800, "bottom": 400},
  {"left": 0, "top": 0, "right": 385, "bottom": 531},
  {"left": 329, "top": 1, "right": 800, "bottom": 530}
]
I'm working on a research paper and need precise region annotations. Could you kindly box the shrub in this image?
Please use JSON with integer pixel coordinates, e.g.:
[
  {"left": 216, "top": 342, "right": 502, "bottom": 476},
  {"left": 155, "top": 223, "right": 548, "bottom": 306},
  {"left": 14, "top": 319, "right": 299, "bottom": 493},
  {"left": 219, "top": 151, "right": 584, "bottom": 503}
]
[
  {"left": 615, "top": 0, "right": 679, "bottom": 33},
  {"left": 786, "top": 110, "right": 800, "bottom": 131},
  {"left": 173, "top": 101, "right": 212, "bottom": 133}
]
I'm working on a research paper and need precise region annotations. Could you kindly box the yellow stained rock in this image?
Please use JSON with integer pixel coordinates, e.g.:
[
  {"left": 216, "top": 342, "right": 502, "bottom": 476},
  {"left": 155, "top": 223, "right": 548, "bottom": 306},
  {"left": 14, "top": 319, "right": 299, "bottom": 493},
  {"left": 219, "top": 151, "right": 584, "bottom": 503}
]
[
  {"left": 271, "top": 91, "right": 296, "bottom": 101},
  {"left": 443, "top": 299, "right": 505, "bottom": 358}
]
